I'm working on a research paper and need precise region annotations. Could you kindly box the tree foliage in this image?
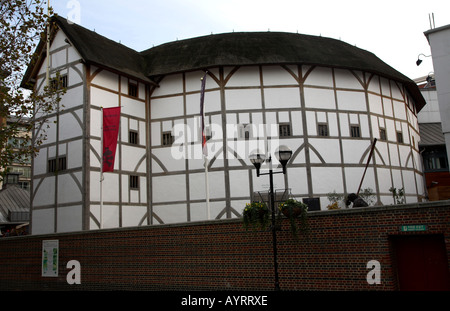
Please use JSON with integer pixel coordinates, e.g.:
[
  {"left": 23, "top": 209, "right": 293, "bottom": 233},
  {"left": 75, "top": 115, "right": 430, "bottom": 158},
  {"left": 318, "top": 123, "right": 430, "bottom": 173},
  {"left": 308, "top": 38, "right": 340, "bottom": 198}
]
[{"left": 0, "top": 0, "right": 64, "bottom": 181}]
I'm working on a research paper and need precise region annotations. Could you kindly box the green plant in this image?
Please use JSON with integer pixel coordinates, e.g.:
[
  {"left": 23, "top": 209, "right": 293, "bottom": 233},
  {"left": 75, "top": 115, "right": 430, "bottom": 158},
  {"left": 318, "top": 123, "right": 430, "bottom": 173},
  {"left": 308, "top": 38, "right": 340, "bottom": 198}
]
[
  {"left": 242, "top": 201, "right": 270, "bottom": 231},
  {"left": 278, "top": 199, "right": 308, "bottom": 239},
  {"left": 359, "top": 187, "right": 376, "bottom": 206},
  {"left": 0, "top": 1, "right": 66, "bottom": 182},
  {"left": 389, "top": 187, "right": 405, "bottom": 204}
]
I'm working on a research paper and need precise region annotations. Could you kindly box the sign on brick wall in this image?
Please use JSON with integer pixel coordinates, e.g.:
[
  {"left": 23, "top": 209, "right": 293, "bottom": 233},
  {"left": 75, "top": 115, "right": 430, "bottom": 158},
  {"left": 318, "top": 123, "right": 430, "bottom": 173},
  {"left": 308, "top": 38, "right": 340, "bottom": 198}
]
[
  {"left": 399, "top": 225, "right": 427, "bottom": 232},
  {"left": 42, "top": 240, "right": 59, "bottom": 277}
]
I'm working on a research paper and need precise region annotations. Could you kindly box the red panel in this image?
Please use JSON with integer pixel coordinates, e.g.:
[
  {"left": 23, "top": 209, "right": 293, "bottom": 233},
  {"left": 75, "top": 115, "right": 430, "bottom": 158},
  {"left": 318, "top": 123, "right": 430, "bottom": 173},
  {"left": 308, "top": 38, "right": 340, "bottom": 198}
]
[{"left": 393, "top": 235, "right": 450, "bottom": 291}]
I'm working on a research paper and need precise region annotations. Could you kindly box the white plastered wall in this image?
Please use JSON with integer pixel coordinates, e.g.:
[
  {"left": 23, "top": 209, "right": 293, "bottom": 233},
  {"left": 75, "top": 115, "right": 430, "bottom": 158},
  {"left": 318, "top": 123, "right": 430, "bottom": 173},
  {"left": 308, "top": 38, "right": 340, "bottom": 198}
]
[
  {"left": 149, "top": 64, "right": 424, "bottom": 225},
  {"left": 31, "top": 29, "right": 85, "bottom": 234},
  {"left": 88, "top": 67, "right": 149, "bottom": 229}
]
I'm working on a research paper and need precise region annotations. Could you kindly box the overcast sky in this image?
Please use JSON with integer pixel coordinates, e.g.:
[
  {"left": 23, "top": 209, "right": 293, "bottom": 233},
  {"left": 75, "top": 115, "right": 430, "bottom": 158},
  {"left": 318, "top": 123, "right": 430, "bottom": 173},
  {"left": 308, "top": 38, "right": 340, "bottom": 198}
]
[{"left": 51, "top": 0, "right": 450, "bottom": 80}]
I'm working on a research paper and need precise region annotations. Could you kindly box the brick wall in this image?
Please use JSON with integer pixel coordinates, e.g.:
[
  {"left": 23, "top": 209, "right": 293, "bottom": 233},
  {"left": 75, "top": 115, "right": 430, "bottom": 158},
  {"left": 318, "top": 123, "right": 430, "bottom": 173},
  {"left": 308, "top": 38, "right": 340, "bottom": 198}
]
[{"left": 0, "top": 201, "right": 449, "bottom": 291}]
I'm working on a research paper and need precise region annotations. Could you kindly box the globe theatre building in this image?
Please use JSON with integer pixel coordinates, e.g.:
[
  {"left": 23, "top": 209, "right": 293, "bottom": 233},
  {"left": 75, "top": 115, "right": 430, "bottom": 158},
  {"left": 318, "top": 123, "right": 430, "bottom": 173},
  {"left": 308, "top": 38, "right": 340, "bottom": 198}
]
[{"left": 22, "top": 16, "right": 426, "bottom": 234}]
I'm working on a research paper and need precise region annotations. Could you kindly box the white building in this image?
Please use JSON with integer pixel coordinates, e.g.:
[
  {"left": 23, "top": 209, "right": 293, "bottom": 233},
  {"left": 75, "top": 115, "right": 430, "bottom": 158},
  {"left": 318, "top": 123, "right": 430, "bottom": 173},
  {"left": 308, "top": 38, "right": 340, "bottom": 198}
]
[
  {"left": 414, "top": 23, "right": 450, "bottom": 201},
  {"left": 424, "top": 24, "right": 450, "bottom": 169},
  {"left": 22, "top": 16, "right": 426, "bottom": 234},
  {"left": 415, "top": 74, "right": 450, "bottom": 201}
]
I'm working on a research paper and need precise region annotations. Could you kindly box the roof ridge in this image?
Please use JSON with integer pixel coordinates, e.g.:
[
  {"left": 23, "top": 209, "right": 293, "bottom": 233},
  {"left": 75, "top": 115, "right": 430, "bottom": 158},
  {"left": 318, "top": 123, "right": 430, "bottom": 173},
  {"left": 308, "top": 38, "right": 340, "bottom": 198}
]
[
  {"left": 53, "top": 15, "right": 140, "bottom": 54},
  {"left": 52, "top": 15, "right": 153, "bottom": 83}
]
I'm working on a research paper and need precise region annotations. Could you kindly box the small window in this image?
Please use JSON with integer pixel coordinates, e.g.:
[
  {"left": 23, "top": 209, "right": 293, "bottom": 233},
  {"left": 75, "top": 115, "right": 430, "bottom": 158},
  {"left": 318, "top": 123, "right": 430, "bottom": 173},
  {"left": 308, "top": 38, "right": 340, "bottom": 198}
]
[
  {"left": 162, "top": 132, "right": 174, "bottom": 146},
  {"left": 128, "top": 82, "right": 138, "bottom": 97},
  {"left": 397, "top": 131, "right": 404, "bottom": 144},
  {"left": 279, "top": 124, "right": 292, "bottom": 137},
  {"left": 423, "top": 147, "right": 449, "bottom": 172},
  {"left": 350, "top": 125, "right": 360, "bottom": 138},
  {"left": 380, "top": 128, "right": 387, "bottom": 141},
  {"left": 6, "top": 174, "right": 19, "bottom": 185},
  {"left": 58, "top": 156, "right": 67, "bottom": 171},
  {"left": 60, "top": 75, "right": 68, "bottom": 88},
  {"left": 130, "top": 175, "right": 139, "bottom": 190},
  {"left": 48, "top": 159, "right": 57, "bottom": 173},
  {"left": 48, "top": 156, "right": 66, "bottom": 173},
  {"left": 18, "top": 181, "right": 30, "bottom": 191},
  {"left": 129, "top": 130, "right": 139, "bottom": 145},
  {"left": 50, "top": 74, "right": 68, "bottom": 91},
  {"left": 318, "top": 123, "right": 329, "bottom": 137},
  {"left": 244, "top": 130, "right": 250, "bottom": 140},
  {"left": 239, "top": 124, "right": 251, "bottom": 140}
]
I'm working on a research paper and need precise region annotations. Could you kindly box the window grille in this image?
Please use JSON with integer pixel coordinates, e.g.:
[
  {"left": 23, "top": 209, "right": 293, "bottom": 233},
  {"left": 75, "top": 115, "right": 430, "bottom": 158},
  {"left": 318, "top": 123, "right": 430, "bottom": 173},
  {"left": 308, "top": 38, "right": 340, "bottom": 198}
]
[
  {"left": 350, "top": 125, "right": 360, "bottom": 138},
  {"left": 48, "top": 159, "right": 57, "bottom": 173},
  {"left": 318, "top": 124, "right": 329, "bottom": 137},
  {"left": 48, "top": 156, "right": 67, "bottom": 173},
  {"left": 380, "top": 128, "right": 387, "bottom": 141},
  {"left": 162, "top": 132, "right": 174, "bottom": 146},
  {"left": 397, "top": 131, "right": 404, "bottom": 144},
  {"left": 58, "top": 157, "right": 67, "bottom": 171},
  {"left": 238, "top": 124, "right": 252, "bottom": 140},
  {"left": 50, "top": 75, "right": 68, "bottom": 90},
  {"left": 130, "top": 175, "right": 139, "bottom": 189},
  {"left": 129, "top": 131, "right": 138, "bottom": 145},
  {"left": 279, "top": 124, "right": 292, "bottom": 137},
  {"left": 128, "top": 82, "right": 138, "bottom": 97}
]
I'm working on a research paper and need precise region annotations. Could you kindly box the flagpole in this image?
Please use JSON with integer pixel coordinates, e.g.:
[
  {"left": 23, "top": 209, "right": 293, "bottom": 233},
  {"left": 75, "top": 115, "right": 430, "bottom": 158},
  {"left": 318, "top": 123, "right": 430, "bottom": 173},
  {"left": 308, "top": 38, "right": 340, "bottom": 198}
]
[
  {"left": 100, "top": 107, "right": 104, "bottom": 229},
  {"left": 46, "top": 0, "right": 50, "bottom": 87},
  {"left": 205, "top": 157, "right": 210, "bottom": 220},
  {"left": 200, "top": 72, "right": 211, "bottom": 220}
]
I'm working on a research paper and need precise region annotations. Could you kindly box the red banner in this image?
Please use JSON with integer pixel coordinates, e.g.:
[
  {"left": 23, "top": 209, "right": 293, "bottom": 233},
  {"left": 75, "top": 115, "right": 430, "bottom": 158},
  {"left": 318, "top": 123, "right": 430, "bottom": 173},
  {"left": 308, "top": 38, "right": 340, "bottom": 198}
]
[{"left": 102, "top": 107, "right": 121, "bottom": 172}]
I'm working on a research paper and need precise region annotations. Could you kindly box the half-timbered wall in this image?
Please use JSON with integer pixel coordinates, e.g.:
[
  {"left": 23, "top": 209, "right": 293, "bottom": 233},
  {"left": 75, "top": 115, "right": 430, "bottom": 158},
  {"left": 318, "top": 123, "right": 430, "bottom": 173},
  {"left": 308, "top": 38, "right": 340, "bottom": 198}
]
[
  {"left": 31, "top": 28, "right": 151, "bottom": 234},
  {"left": 30, "top": 29, "right": 425, "bottom": 232},
  {"left": 87, "top": 66, "right": 149, "bottom": 230},
  {"left": 149, "top": 65, "right": 424, "bottom": 224},
  {"left": 31, "top": 29, "right": 85, "bottom": 234}
]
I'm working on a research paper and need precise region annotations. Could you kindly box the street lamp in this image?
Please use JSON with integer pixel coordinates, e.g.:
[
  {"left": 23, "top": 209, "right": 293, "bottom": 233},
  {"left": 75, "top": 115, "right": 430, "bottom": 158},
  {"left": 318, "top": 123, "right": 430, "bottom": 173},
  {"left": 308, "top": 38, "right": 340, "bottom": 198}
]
[
  {"left": 249, "top": 145, "right": 292, "bottom": 291},
  {"left": 275, "top": 145, "right": 293, "bottom": 174},
  {"left": 416, "top": 53, "right": 431, "bottom": 66},
  {"left": 249, "top": 152, "right": 266, "bottom": 177}
]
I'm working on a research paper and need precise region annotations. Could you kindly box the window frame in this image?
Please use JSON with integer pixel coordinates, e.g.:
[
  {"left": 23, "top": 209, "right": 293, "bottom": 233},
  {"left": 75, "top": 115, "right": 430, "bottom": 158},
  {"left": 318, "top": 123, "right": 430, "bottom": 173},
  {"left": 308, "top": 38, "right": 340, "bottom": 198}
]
[
  {"left": 50, "top": 74, "right": 68, "bottom": 91},
  {"left": 48, "top": 156, "right": 67, "bottom": 173},
  {"left": 278, "top": 123, "right": 292, "bottom": 137},
  {"left": 422, "top": 146, "right": 449, "bottom": 172},
  {"left": 238, "top": 124, "right": 252, "bottom": 140},
  {"left": 162, "top": 131, "right": 174, "bottom": 146},
  {"left": 350, "top": 125, "right": 361, "bottom": 138},
  {"left": 129, "top": 130, "right": 139, "bottom": 145},
  {"left": 129, "top": 175, "right": 139, "bottom": 190},
  {"left": 317, "top": 123, "right": 329, "bottom": 137},
  {"left": 379, "top": 128, "right": 387, "bottom": 141},
  {"left": 397, "top": 131, "right": 404, "bottom": 144},
  {"left": 128, "top": 82, "right": 138, "bottom": 98}
]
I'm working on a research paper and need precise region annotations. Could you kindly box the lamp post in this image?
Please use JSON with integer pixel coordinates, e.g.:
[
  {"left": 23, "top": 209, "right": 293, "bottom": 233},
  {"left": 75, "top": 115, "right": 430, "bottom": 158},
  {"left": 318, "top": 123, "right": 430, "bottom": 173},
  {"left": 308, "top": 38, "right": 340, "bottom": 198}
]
[{"left": 249, "top": 145, "right": 292, "bottom": 291}]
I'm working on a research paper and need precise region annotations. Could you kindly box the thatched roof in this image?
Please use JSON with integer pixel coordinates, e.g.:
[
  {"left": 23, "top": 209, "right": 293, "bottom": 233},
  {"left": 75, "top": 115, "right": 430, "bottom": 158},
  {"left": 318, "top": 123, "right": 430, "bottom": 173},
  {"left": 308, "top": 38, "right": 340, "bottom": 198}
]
[
  {"left": 22, "top": 15, "right": 425, "bottom": 111},
  {"left": 142, "top": 31, "right": 404, "bottom": 80}
]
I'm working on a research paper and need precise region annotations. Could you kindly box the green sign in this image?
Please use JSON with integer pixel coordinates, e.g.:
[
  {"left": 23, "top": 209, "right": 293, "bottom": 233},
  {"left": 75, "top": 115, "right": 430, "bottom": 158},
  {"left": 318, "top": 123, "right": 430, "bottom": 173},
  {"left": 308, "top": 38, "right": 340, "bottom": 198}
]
[
  {"left": 42, "top": 240, "right": 59, "bottom": 277},
  {"left": 400, "top": 225, "right": 427, "bottom": 232}
]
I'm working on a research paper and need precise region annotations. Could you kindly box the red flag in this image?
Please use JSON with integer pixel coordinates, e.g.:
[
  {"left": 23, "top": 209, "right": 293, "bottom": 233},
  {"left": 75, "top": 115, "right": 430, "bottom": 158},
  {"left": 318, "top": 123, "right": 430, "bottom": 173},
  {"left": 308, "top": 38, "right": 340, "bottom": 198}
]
[
  {"left": 102, "top": 107, "right": 121, "bottom": 172},
  {"left": 200, "top": 72, "right": 207, "bottom": 156}
]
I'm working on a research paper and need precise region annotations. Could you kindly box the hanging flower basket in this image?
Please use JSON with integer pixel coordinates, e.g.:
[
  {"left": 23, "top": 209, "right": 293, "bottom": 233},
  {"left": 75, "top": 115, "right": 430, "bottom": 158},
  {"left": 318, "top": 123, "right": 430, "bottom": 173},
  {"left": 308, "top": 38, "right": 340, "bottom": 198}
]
[
  {"left": 278, "top": 199, "right": 309, "bottom": 239},
  {"left": 242, "top": 202, "right": 270, "bottom": 231},
  {"left": 280, "top": 204, "right": 304, "bottom": 218}
]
